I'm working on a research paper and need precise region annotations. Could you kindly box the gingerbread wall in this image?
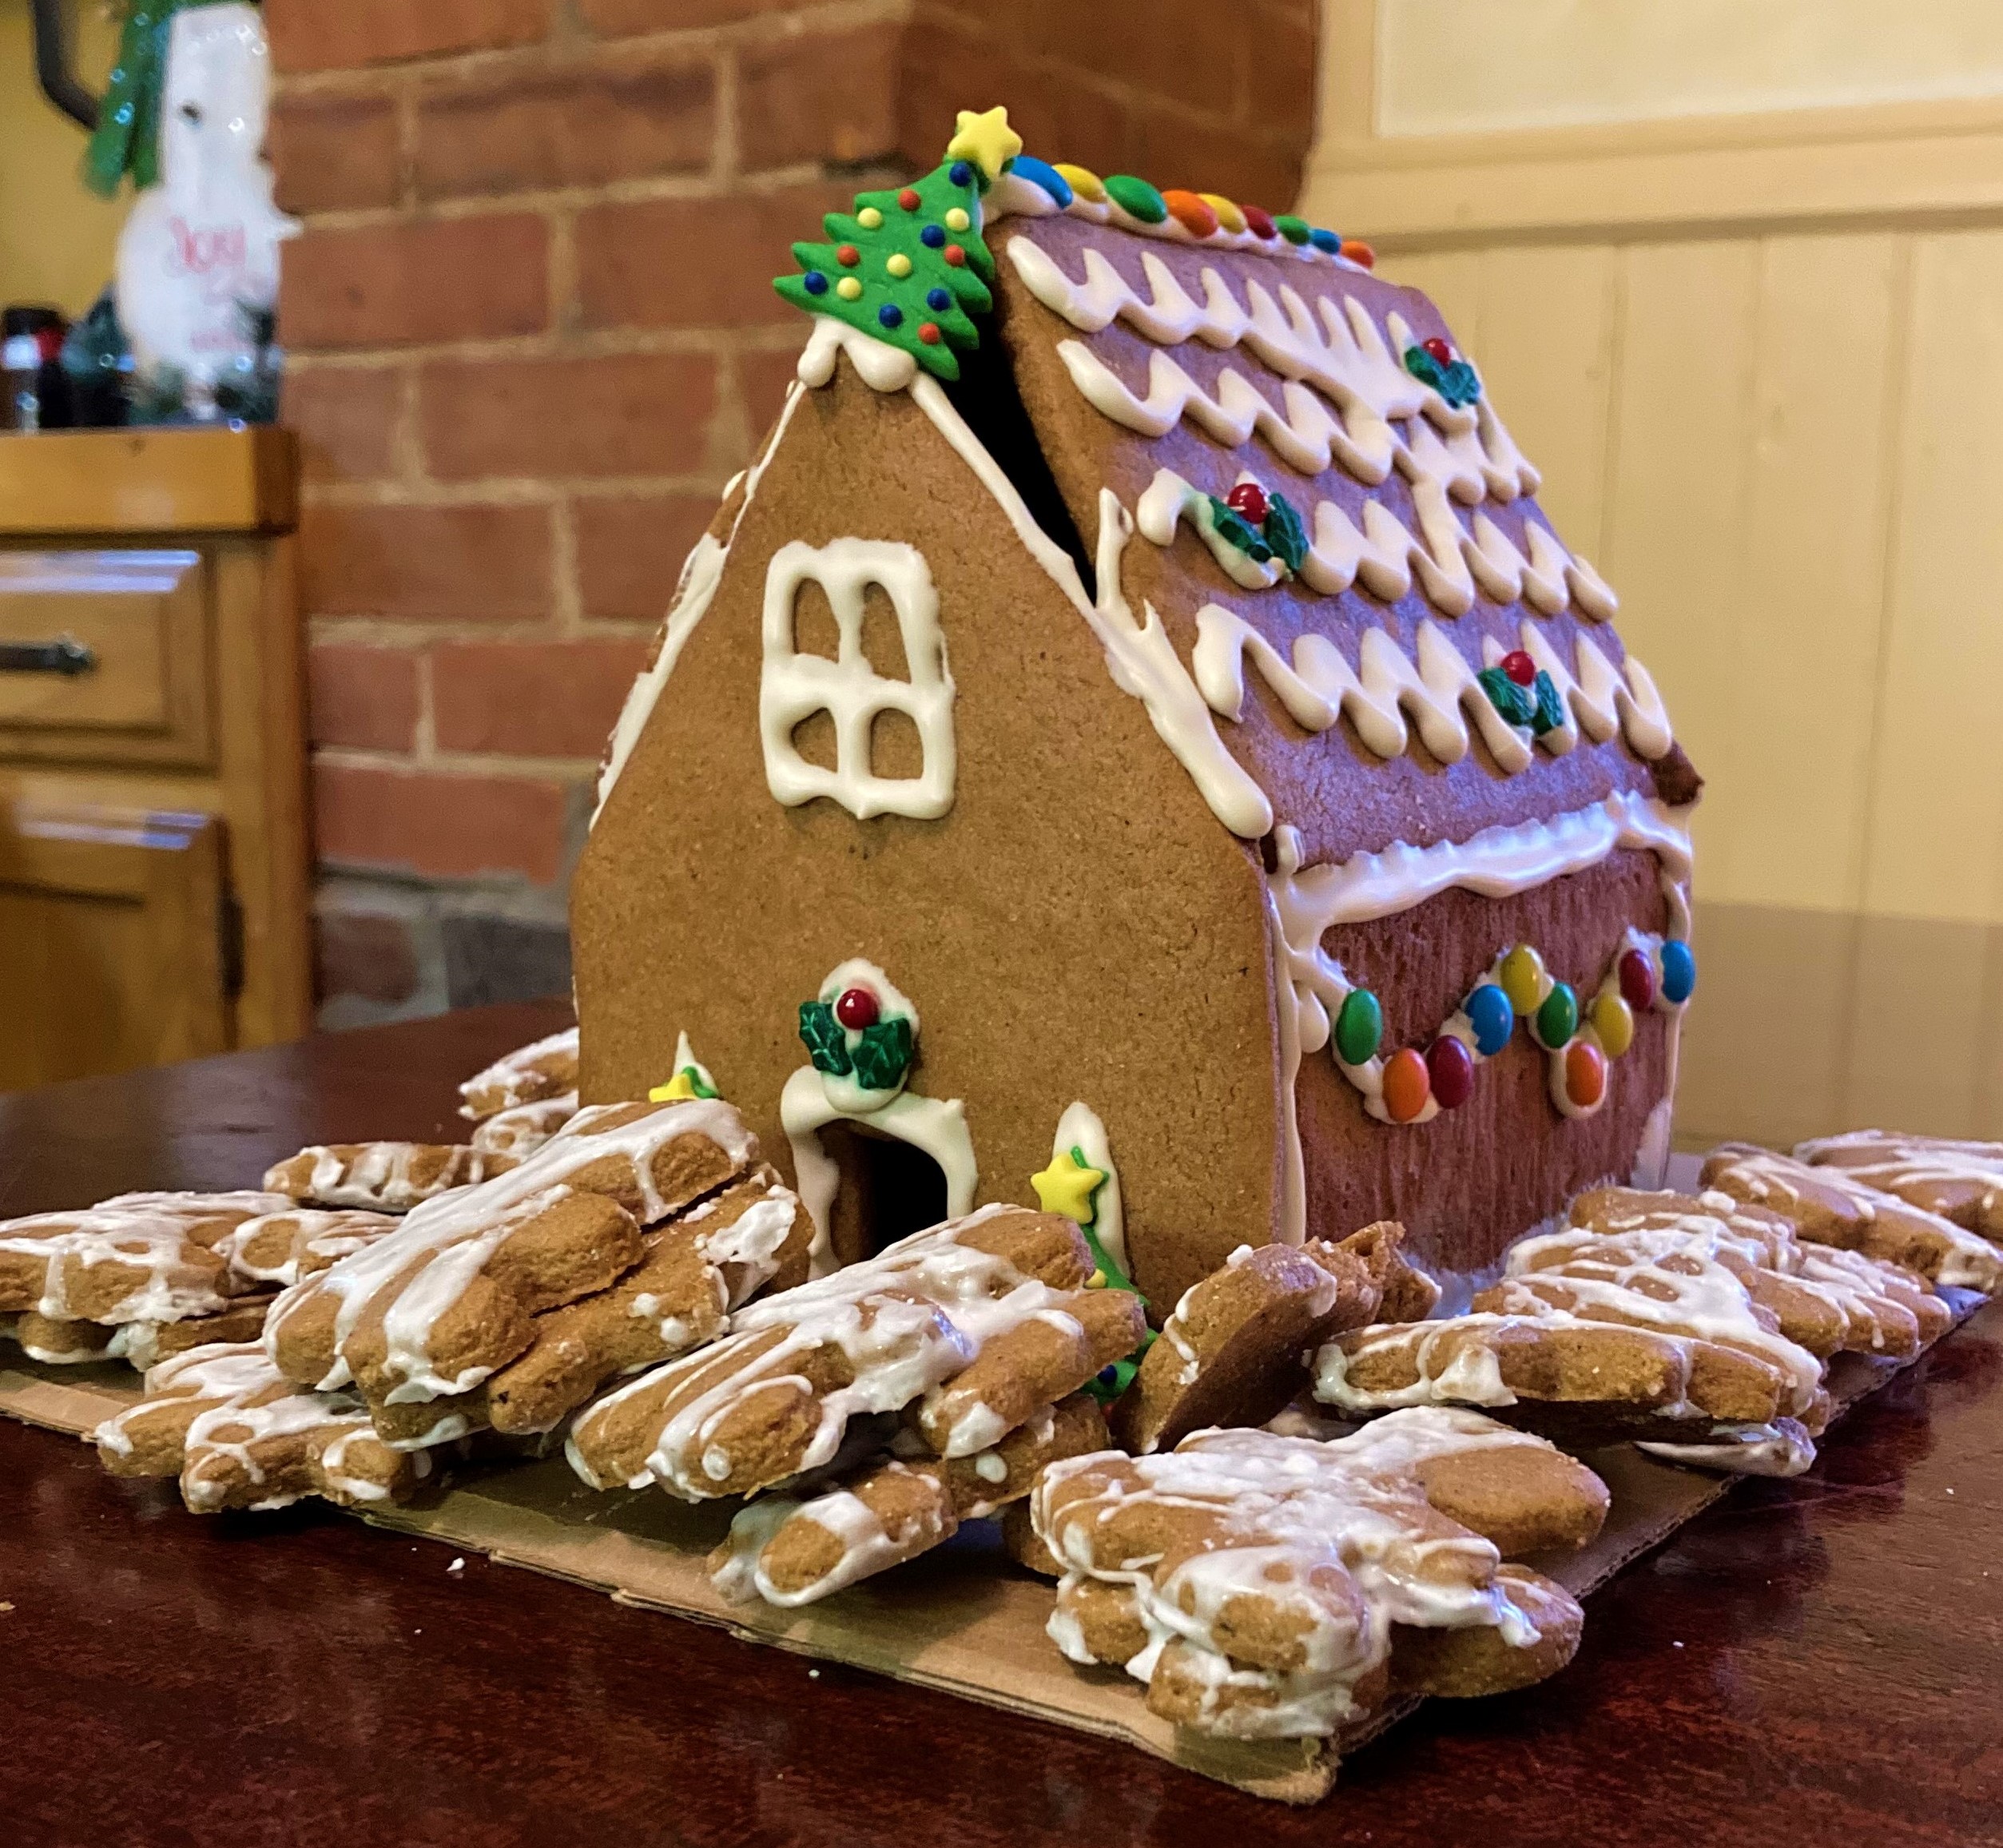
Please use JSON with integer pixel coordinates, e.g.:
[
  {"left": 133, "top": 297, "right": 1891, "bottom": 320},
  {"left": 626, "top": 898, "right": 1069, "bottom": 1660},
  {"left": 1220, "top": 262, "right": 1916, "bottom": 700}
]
[{"left": 264, "top": 0, "right": 1317, "bottom": 1026}]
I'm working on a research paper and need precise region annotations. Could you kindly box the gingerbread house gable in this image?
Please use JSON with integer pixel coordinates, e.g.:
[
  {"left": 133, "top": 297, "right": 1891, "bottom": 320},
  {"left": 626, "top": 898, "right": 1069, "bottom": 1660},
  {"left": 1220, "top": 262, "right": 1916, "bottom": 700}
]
[{"left": 576, "top": 129, "right": 1700, "bottom": 1299}]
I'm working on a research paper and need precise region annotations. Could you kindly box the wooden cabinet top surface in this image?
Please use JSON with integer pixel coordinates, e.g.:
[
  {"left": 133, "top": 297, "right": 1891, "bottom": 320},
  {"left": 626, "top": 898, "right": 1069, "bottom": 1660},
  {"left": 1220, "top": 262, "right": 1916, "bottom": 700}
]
[{"left": 0, "top": 426, "right": 298, "bottom": 538}]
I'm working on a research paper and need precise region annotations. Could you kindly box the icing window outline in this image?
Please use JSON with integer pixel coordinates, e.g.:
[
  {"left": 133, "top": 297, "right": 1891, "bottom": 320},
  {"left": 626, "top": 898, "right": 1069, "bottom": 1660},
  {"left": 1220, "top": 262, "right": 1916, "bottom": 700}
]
[{"left": 759, "top": 539, "right": 956, "bottom": 821}]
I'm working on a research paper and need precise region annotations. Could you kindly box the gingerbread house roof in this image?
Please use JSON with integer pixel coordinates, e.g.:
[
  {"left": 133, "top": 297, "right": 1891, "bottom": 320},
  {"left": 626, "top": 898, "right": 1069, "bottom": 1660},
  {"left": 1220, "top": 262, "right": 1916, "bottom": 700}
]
[{"left": 598, "top": 138, "right": 1697, "bottom": 893}]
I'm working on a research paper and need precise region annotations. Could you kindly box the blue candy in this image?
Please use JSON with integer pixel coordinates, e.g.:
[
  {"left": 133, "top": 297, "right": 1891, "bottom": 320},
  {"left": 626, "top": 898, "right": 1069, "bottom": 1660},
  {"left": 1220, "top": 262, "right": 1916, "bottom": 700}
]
[
  {"left": 948, "top": 160, "right": 973, "bottom": 187},
  {"left": 920, "top": 223, "right": 946, "bottom": 248},
  {"left": 1464, "top": 983, "right": 1514, "bottom": 1056},
  {"left": 1659, "top": 940, "right": 1696, "bottom": 1005},
  {"left": 801, "top": 270, "right": 829, "bottom": 296},
  {"left": 1009, "top": 154, "right": 1074, "bottom": 209},
  {"left": 926, "top": 287, "right": 951, "bottom": 312},
  {"left": 877, "top": 303, "right": 904, "bottom": 328},
  {"left": 1308, "top": 226, "right": 1341, "bottom": 252}
]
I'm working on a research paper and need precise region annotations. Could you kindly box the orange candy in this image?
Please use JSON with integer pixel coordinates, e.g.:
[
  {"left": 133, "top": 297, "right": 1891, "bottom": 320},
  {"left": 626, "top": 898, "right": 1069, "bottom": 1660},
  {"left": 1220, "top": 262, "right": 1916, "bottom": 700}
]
[
  {"left": 1162, "top": 189, "right": 1220, "bottom": 239},
  {"left": 1341, "top": 238, "right": 1376, "bottom": 268},
  {"left": 1564, "top": 1041, "right": 1608, "bottom": 1110},
  {"left": 1382, "top": 1047, "right": 1431, "bottom": 1123}
]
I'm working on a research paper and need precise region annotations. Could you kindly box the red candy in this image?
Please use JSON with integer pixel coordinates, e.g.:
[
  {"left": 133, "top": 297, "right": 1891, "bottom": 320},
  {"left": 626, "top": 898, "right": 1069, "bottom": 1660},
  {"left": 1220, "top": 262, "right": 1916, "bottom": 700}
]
[
  {"left": 898, "top": 188, "right": 922, "bottom": 211},
  {"left": 837, "top": 244, "right": 860, "bottom": 267},
  {"left": 1426, "top": 1035, "right": 1476, "bottom": 1110},
  {"left": 943, "top": 244, "right": 967, "bottom": 267},
  {"left": 1618, "top": 948, "right": 1656, "bottom": 1012},
  {"left": 1422, "top": 336, "right": 1453, "bottom": 364},
  {"left": 834, "top": 987, "right": 880, "bottom": 1029},
  {"left": 1500, "top": 649, "right": 1536, "bottom": 687},
  {"left": 1242, "top": 205, "right": 1277, "bottom": 239},
  {"left": 1224, "top": 482, "right": 1269, "bottom": 523},
  {"left": 917, "top": 322, "right": 942, "bottom": 345}
]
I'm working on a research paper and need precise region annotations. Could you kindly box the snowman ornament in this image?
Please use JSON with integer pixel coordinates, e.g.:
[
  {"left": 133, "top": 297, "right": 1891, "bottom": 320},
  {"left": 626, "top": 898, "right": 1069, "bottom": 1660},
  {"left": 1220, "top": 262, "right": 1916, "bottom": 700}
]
[{"left": 115, "top": 3, "right": 297, "bottom": 417}]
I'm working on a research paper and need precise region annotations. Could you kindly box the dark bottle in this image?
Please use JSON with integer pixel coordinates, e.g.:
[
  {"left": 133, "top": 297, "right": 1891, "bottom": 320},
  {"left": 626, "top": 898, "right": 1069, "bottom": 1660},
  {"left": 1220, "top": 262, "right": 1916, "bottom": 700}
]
[{"left": 2, "top": 305, "right": 72, "bottom": 431}]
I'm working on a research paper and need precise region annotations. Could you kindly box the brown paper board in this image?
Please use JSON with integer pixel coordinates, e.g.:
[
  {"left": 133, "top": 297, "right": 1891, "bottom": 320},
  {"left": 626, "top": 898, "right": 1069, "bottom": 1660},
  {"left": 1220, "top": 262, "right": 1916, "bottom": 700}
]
[{"left": 2, "top": 1296, "right": 1981, "bottom": 1806}]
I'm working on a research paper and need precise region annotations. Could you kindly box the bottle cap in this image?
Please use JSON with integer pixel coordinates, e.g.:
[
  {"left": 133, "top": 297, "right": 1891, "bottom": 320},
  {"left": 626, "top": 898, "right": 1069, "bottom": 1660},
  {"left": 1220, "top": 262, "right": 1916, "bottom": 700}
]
[{"left": 2, "top": 335, "right": 42, "bottom": 369}]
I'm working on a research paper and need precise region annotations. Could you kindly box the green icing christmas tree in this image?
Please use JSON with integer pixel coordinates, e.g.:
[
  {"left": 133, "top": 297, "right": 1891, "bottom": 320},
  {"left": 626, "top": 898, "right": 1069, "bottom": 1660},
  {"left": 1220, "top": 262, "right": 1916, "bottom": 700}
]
[{"left": 773, "top": 106, "right": 1022, "bottom": 382}]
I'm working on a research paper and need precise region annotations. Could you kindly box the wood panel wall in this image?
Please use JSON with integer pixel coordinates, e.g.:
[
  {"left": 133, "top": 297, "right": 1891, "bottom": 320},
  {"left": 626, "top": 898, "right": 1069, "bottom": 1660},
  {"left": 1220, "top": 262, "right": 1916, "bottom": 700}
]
[{"left": 1302, "top": 2, "right": 2003, "bottom": 1145}]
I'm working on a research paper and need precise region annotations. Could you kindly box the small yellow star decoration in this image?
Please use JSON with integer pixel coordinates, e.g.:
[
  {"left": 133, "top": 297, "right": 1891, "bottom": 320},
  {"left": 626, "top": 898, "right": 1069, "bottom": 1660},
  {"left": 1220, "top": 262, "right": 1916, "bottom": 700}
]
[
  {"left": 1032, "top": 1146, "right": 1106, "bottom": 1227},
  {"left": 945, "top": 105, "right": 1022, "bottom": 184},
  {"left": 648, "top": 1069, "right": 701, "bottom": 1103}
]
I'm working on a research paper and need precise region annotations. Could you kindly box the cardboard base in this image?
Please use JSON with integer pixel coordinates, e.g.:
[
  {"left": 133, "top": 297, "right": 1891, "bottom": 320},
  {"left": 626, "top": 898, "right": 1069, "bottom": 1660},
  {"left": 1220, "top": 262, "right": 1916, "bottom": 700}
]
[{"left": 2, "top": 1297, "right": 1981, "bottom": 1806}]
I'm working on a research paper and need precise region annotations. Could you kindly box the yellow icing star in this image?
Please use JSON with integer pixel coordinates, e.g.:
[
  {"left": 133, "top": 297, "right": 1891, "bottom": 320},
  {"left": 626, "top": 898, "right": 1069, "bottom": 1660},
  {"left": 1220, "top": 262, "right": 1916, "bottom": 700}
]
[
  {"left": 946, "top": 106, "right": 1022, "bottom": 184},
  {"left": 648, "top": 1070, "right": 701, "bottom": 1103},
  {"left": 1031, "top": 1147, "right": 1106, "bottom": 1225}
]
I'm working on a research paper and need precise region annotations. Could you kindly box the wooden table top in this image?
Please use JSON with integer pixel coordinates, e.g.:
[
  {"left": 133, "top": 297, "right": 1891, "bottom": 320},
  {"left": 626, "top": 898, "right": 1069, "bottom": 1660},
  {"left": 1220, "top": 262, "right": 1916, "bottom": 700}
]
[{"left": 3, "top": 1001, "right": 2000, "bottom": 1847}]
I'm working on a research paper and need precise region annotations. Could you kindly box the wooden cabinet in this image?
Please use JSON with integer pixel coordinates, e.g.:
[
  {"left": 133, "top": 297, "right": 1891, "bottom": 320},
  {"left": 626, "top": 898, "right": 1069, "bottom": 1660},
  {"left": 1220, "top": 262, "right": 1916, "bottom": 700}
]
[{"left": 0, "top": 427, "right": 310, "bottom": 1088}]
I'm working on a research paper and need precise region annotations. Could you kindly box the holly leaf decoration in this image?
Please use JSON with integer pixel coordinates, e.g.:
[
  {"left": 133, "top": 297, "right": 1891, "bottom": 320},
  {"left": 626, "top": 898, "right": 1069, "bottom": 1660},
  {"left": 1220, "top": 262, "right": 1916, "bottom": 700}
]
[
  {"left": 798, "top": 1000, "right": 852, "bottom": 1077},
  {"left": 1529, "top": 669, "right": 1566, "bottom": 736},
  {"left": 850, "top": 1015, "right": 915, "bottom": 1091},
  {"left": 1207, "top": 497, "right": 1273, "bottom": 562},
  {"left": 1403, "top": 344, "right": 1483, "bottom": 410},
  {"left": 1477, "top": 666, "right": 1536, "bottom": 729},
  {"left": 1263, "top": 492, "right": 1309, "bottom": 573}
]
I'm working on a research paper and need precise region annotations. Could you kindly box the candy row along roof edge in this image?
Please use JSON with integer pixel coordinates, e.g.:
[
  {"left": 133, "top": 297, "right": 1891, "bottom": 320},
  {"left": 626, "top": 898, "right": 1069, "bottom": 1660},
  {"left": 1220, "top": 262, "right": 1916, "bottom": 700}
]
[{"left": 984, "top": 155, "right": 1374, "bottom": 270}]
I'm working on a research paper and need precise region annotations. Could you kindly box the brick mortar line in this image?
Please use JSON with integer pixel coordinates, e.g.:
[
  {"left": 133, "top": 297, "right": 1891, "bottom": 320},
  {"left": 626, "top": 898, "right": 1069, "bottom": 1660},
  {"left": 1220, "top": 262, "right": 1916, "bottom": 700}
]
[
  {"left": 309, "top": 616, "right": 662, "bottom": 646},
  {"left": 301, "top": 473, "right": 733, "bottom": 509},
  {"left": 286, "top": 159, "right": 897, "bottom": 230},
  {"left": 315, "top": 743, "right": 605, "bottom": 780},
  {"left": 270, "top": 0, "right": 912, "bottom": 98}
]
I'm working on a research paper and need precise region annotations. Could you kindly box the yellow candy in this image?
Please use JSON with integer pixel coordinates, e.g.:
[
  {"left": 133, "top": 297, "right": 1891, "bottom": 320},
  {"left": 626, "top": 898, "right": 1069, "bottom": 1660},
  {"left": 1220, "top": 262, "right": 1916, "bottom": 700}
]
[
  {"left": 1591, "top": 992, "right": 1635, "bottom": 1059},
  {"left": 1053, "top": 162, "right": 1106, "bottom": 205},
  {"left": 836, "top": 276, "right": 863, "bottom": 300},
  {"left": 944, "top": 206, "right": 971, "bottom": 233},
  {"left": 1499, "top": 944, "right": 1545, "bottom": 1015},
  {"left": 1199, "top": 192, "right": 1246, "bottom": 235},
  {"left": 856, "top": 206, "right": 884, "bottom": 229},
  {"left": 886, "top": 252, "right": 913, "bottom": 278}
]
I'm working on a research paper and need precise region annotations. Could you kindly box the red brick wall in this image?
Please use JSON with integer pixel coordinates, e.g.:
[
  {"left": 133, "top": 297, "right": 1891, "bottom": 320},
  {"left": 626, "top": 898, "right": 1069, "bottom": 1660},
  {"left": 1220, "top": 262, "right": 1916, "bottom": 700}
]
[{"left": 267, "top": 0, "right": 1317, "bottom": 1023}]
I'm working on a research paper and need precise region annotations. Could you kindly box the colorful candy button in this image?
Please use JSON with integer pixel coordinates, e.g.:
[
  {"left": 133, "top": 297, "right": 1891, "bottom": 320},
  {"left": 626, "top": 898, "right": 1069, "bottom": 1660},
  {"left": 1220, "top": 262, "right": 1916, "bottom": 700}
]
[
  {"left": 835, "top": 276, "right": 863, "bottom": 300},
  {"left": 1427, "top": 1035, "right": 1476, "bottom": 1110},
  {"left": 944, "top": 206, "right": 972, "bottom": 232},
  {"left": 943, "top": 244, "right": 967, "bottom": 267},
  {"left": 877, "top": 303, "right": 904, "bottom": 328},
  {"left": 898, "top": 187, "right": 922, "bottom": 211},
  {"left": 1335, "top": 988, "right": 1382, "bottom": 1067},
  {"left": 1242, "top": 205, "right": 1278, "bottom": 239},
  {"left": 947, "top": 161, "right": 973, "bottom": 188},
  {"left": 1162, "top": 189, "right": 1219, "bottom": 238},
  {"left": 1499, "top": 945, "right": 1544, "bottom": 1015},
  {"left": 1383, "top": 1048, "right": 1431, "bottom": 1123},
  {"left": 917, "top": 321, "right": 942, "bottom": 345},
  {"left": 801, "top": 270, "right": 829, "bottom": 296},
  {"left": 1274, "top": 214, "right": 1312, "bottom": 244},
  {"left": 1199, "top": 193, "right": 1246, "bottom": 234},
  {"left": 1535, "top": 981, "right": 1578, "bottom": 1050},
  {"left": 1564, "top": 1041, "right": 1608, "bottom": 1110},
  {"left": 1308, "top": 227, "right": 1341, "bottom": 253},
  {"left": 1105, "top": 174, "right": 1168, "bottom": 224},
  {"left": 1618, "top": 948, "right": 1656, "bottom": 1011},
  {"left": 920, "top": 224, "right": 946, "bottom": 248},
  {"left": 1225, "top": 481, "right": 1269, "bottom": 523},
  {"left": 1011, "top": 155, "right": 1074, "bottom": 207},
  {"left": 1053, "top": 162, "right": 1107, "bottom": 204},
  {"left": 1341, "top": 239, "right": 1376, "bottom": 268},
  {"left": 1590, "top": 992, "right": 1635, "bottom": 1059},
  {"left": 856, "top": 207, "right": 884, "bottom": 230},
  {"left": 1464, "top": 983, "right": 1514, "bottom": 1056},
  {"left": 1659, "top": 940, "right": 1697, "bottom": 1005},
  {"left": 1500, "top": 649, "right": 1536, "bottom": 687},
  {"left": 886, "top": 252, "right": 913, "bottom": 278},
  {"left": 837, "top": 244, "right": 860, "bottom": 266},
  {"left": 926, "top": 286, "right": 951, "bottom": 311}
]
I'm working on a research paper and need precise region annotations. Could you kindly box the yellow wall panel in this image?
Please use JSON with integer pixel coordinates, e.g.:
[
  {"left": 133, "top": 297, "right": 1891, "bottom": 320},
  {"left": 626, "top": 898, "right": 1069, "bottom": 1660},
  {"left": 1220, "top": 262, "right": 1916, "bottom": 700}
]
[{"left": 1864, "top": 229, "right": 2003, "bottom": 924}]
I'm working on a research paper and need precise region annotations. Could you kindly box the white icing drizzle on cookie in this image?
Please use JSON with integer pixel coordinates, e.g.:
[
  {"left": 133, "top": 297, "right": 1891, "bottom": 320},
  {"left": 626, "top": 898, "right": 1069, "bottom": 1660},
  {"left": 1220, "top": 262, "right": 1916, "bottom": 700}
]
[
  {"left": 1794, "top": 1131, "right": 2003, "bottom": 1223},
  {"left": 457, "top": 1026, "right": 579, "bottom": 1119},
  {"left": 1637, "top": 1419, "right": 1815, "bottom": 1479},
  {"left": 264, "top": 1100, "right": 756, "bottom": 1400},
  {"left": 568, "top": 1205, "right": 1083, "bottom": 1496},
  {"left": 1032, "top": 1410, "right": 1560, "bottom": 1739}
]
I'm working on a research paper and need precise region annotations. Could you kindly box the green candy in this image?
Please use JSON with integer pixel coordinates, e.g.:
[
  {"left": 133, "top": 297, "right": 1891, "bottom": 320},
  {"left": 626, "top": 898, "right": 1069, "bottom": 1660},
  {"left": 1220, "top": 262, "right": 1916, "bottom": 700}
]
[
  {"left": 1536, "top": 983, "right": 1579, "bottom": 1049},
  {"left": 1335, "top": 988, "right": 1383, "bottom": 1066},
  {"left": 1274, "top": 214, "right": 1313, "bottom": 244},
  {"left": 1104, "top": 174, "right": 1167, "bottom": 224}
]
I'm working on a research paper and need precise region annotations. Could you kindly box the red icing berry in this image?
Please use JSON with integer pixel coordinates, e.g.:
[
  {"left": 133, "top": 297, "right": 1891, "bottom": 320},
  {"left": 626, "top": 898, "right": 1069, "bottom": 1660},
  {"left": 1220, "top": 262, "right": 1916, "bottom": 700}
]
[
  {"left": 1618, "top": 948, "right": 1656, "bottom": 1012},
  {"left": 917, "top": 321, "right": 942, "bottom": 345},
  {"left": 1242, "top": 205, "right": 1278, "bottom": 239},
  {"left": 837, "top": 244, "right": 860, "bottom": 267},
  {"left": 942, "top": 244, "right": 967, "bottom": 267},
  {"left": 1224, "top": 482, "right": 1270, "bottom": 524},
  {"left": 1422, "top": 336, "right": 1453, "bottom": 364},
  {"left": 834, "top": 987, "right": 880, "bottom": 1030},
  {"left": 1500, "top": 649, "right": 1537, "bottom": 687},
  {"left": 898, "top": 187, "right": 922, "bottom": 211},
  {"left": 1426, "top": 1035, "right": 1476, "bottom": 1109}
]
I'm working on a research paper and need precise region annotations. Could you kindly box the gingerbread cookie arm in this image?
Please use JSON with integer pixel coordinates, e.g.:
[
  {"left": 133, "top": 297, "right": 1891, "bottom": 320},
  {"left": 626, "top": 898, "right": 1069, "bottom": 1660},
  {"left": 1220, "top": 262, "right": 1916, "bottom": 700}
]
[
  {"left": 218, "top": 1208, "right": 398, "bottom": 1289},
  {"left": 262, "top": 1144, "right": 512, "bottom": 1213},
  {"left": 118, "top": 1297, "right": 278, "bottom": 1373},
  {"left": 1389, "top": 1566, "right": 1584, "bottom": 1698},
  {"left": 459, "top": 1027, "right": 578, "bottom": 1121},
  {"left": 471, "top": 1095, "right": 578, "bottom": 1159}
]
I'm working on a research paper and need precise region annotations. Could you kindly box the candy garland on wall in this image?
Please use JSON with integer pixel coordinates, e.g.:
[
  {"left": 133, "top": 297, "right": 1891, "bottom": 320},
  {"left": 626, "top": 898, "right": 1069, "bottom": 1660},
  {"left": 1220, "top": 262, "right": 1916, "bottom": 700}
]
[{"left": 1326, "top": 929, "right": 1697, "bottom": 1125}]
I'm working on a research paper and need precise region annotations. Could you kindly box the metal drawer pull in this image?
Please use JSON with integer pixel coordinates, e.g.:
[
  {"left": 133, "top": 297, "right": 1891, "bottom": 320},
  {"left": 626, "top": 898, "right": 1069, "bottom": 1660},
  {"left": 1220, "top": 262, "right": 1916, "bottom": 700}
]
[{"left": 0, "top": 635, "right": 97, "bottom": 676}]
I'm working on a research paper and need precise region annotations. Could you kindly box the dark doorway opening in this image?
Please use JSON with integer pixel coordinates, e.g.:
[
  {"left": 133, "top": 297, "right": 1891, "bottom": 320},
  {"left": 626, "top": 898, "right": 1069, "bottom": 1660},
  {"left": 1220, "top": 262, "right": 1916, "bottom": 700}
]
[{"left": 819, "top": 1121, "right": 949, "bottom": 1266}]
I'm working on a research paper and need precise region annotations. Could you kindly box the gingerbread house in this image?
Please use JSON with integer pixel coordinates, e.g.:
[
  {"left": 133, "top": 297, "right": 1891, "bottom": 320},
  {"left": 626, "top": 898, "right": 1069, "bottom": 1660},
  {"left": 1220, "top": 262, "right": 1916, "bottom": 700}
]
[{"left": 572, "top": 108, "right": 1701, "bottom": 1309}]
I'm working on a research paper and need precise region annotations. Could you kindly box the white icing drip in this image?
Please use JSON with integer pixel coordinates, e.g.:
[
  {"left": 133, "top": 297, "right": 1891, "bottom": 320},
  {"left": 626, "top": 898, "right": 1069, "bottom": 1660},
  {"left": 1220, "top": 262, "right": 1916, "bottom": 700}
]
[
  {"left": 780, "top": 1066, "right": 976, "bottom": 1278},
  {"left": 1049, "top": 1099, "right": 1127, "bottom": 1277},
  {"left": 264, "top": 1099, "right": 756, "bottom": 1398},
  {"left": 1637, "top": 1421, "right": 1816, "bottom": 1478},
  {"left": 1313, "top": 1313, "right": 1523, "bottom": 1412},
  {"left": 759, "top": 539, "right": 956, "bottom": 821},
  {"left": 456, "top": 1027, "right": 578, "bottom": 1119},
  {"left": 1031, "top": 1410, "right": 1561, "bottom": 1740},
  {"left": 470, "top": 1094, "right": 578, "bottom": 1159},
  {"left": 1137, "top": 468, "right": 1282, "bottom": 590},
  {"left": 1794, "top": 1131, "right": 2003, "bottom": 1221},
  {"left": 570, "top": 1205, "right": 1071, "bottom": 1496}
]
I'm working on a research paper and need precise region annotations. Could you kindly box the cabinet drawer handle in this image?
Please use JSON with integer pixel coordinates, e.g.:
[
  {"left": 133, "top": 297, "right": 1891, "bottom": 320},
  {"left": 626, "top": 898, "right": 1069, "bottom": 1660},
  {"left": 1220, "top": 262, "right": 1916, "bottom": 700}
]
[{"left": 0, "top": 636, "right": 96, "bottom": 676}]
